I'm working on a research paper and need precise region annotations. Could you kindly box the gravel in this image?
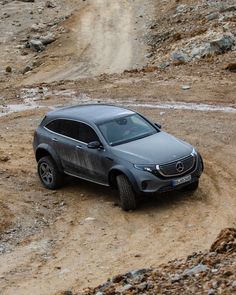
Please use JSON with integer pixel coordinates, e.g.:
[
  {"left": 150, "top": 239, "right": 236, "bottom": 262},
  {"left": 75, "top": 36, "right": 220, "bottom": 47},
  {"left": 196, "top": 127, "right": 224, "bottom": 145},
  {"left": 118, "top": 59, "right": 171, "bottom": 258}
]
[{"left": 68, "top": 228, "right": 236, "bottom": 295}]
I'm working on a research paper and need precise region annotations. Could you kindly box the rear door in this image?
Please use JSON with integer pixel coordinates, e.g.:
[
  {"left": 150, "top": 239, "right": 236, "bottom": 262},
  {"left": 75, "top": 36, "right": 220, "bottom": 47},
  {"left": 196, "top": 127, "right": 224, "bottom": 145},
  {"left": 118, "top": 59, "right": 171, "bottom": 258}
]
[
  {"left": 75, "top": 122, "right": 111, "bottom": 184},
  {"left": 45, "top": 119, "right": 81, "bottom": 172}
]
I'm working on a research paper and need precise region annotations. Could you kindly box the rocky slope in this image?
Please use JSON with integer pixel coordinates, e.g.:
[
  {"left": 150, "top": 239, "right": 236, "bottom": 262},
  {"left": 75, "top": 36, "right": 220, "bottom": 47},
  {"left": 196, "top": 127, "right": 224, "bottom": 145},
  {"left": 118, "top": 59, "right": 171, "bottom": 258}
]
[
  {"left": 1, "top": 0, "right": 236, "bottom": 86},
  {"left": 67, "top": 228, "right": 236, "bottom": 295},
  {"left": 146, "top": 0, "right": 236, "bottom": 69}
]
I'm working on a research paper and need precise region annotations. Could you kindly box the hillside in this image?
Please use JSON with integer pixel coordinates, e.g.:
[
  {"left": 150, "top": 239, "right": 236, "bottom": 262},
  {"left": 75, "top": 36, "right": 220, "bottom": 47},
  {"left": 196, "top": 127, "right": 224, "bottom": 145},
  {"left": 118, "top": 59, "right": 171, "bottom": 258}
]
[{"left": 0, "top": 1, "right": 235, "bottom": 295}]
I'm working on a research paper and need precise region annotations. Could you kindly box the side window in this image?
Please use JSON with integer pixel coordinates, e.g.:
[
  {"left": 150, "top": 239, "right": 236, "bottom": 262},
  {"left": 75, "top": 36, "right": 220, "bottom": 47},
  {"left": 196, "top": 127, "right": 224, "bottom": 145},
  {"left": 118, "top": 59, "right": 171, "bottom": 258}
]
[
  {"left": 46, "top": 119, "right": 61, "bottom": 133},
  {"left": 60, "top": 120, "right": 80, "bottom": 140},
  {"left": 79, "top": 123, "right": 99, "bottom": 143},
  {"left": 46, "top": 119, "right": 80, "bottom": 140},
  {"left": 46, "top": 119, "right": 98, "bottom": 143}
]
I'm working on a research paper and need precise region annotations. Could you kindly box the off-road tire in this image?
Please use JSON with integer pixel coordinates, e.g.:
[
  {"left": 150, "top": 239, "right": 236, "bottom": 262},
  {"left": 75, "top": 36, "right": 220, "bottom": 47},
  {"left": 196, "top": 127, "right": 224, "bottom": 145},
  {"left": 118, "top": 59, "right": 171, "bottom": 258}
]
[
  {"left": 38, "top": 156, "right": 63, "bottom": 189},
  {"left": 116, "top": 174, "right": 137, "bottom": 211}
]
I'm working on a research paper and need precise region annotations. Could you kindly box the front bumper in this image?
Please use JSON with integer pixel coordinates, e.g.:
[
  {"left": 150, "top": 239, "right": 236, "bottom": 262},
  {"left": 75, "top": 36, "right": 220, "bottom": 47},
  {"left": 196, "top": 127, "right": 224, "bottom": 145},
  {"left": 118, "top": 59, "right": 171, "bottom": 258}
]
[{"left": 131, "top": 154, "right": 203, "bottom": 194}]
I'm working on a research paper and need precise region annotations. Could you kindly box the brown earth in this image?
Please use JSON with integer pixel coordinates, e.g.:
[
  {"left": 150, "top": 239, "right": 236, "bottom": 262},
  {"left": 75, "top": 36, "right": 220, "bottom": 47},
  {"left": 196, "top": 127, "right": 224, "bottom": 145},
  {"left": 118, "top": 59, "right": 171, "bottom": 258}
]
[{"left": 0, "top": 0, "right": 236, "bottom": 295}]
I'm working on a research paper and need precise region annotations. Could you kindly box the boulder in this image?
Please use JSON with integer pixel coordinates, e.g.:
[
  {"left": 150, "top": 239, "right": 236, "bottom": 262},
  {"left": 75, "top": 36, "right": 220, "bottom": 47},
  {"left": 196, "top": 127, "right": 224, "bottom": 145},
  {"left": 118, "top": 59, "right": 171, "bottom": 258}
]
[
  {"left": 5, "top": 66, "right": 12, "bottom": 73},
  {"left": 39, "top": 32, "right": 56, "bottom": 45},
  {"left": 191, "top": 46, "right": 208, "bottom": 58},
  {"left": 29, "top": 39, "right": 44, "bottom": 52},
  {"left": 171, "top": 51, "right": 188, "bottom": 62},
  {"left": 21, "top": 65, "right": 32, "bottom": 74},
  {"left": 225, "top": 63, "right": 236, "bottom": 73},
  {"left": 31, "top": 23, "right": 46, "bottom": 32},
  {"left": 210, "top": 228, "right": 236, "bottom": 253},
  {"left": 176, "top": 4, "right": 187, "bottom": 14},
  {"left": 45, "top": 1, "right": 56, "bottom": 8},
  {"left": 208, "top": 35, "right": 235, "bottom": 54},
  {"left": 191, "top": 35, "right": 235, "bottom": 59},
  {"left": 206, "top": 12, "right": 219, "bottom": 21},
  {"left": 182, "top": 264, "right": 208, "bottom": 276}
]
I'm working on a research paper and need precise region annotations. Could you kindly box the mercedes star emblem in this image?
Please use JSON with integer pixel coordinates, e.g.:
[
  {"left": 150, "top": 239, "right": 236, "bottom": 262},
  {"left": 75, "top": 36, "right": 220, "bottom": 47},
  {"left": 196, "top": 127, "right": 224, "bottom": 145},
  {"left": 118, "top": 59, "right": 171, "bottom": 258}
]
[{"left": 176, "top": 161, "right": 184, "bottom": 173}]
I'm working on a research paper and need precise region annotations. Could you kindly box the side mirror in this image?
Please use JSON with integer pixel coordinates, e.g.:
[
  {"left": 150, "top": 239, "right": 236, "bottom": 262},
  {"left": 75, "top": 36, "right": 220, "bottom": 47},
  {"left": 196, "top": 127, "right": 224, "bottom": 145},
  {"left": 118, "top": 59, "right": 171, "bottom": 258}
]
[
  {"left": 154, "top": 122, "right": 162, "bottom": 129},
  {"left": 87, "top": 141, "right": 102, "bottom": 149}
]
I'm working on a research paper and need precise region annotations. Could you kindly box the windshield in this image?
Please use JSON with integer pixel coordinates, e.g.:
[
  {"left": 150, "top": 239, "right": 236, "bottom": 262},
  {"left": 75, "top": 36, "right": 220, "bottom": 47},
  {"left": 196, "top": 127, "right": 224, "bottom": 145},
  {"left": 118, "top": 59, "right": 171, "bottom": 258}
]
[{"left": 98, "top": 114, "right": 157, "bottom": 146}]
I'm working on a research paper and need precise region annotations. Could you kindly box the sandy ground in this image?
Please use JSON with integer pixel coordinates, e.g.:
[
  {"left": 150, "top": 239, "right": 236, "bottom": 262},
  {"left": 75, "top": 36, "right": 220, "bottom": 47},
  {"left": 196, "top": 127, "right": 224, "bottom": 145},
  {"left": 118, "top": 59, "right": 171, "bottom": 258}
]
[
  {"left": 0, "top": 82, "right": 236, "bottom": 295},
  {"left": 0, "top": 0, "right": 236, "bottom": 295}
]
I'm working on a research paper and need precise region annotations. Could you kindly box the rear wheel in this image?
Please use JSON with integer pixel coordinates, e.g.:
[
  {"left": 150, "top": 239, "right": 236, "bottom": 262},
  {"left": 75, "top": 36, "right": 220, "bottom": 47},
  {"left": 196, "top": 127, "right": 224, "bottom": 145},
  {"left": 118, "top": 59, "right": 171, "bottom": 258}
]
[
  {"left": 116, "top": 174, "right": 137, "bottom": 211},
  {"left": 38, "top": 156, "right": 63, "bottom": 189}
]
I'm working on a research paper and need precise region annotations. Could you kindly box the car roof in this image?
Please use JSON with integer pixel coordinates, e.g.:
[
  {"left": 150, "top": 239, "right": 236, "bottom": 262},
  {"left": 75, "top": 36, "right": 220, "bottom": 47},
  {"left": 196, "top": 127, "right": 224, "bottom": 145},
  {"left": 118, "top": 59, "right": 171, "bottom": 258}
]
[{"left": 46, "top": 104, "right": 135, "bottom": 124}]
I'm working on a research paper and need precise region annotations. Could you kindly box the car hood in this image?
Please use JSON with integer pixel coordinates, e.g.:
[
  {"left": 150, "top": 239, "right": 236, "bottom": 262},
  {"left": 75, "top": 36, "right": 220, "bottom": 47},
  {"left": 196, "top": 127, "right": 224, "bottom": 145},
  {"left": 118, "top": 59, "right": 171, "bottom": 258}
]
[{"left": 112, "top": 131, "right": 193, "bottom": 165}]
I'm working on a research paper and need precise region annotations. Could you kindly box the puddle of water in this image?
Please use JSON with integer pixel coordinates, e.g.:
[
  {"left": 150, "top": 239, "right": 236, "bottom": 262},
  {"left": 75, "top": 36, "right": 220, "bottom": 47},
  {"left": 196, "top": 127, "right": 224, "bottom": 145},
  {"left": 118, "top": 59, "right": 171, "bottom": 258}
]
[
  {"left": 1, "top": 87, "right": 235, "bottom": 118},
  {"left": 74, "top": 94, "right": 236, "bottom": 113},
  {"left": 0, "top": 88, "right": 78, "bottom": 117},
  {"left": 126, "top": 102, "right": 236, "bottom": 113}
]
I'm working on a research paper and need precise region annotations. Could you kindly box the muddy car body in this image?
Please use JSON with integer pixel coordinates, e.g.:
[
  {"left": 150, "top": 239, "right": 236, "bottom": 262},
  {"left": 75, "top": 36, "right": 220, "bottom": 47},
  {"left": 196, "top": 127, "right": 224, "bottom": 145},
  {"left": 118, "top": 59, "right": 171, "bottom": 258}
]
[{"left": 33, "top": 104, "right": 204, "bottom": 210}]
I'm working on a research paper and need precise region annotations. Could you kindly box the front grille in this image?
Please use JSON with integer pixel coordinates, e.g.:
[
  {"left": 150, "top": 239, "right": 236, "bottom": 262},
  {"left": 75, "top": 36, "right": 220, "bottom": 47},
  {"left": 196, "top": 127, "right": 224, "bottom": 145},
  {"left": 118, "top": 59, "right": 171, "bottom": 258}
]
[{"left": 159, "top": 155, "right": 195, "bottom": 177}]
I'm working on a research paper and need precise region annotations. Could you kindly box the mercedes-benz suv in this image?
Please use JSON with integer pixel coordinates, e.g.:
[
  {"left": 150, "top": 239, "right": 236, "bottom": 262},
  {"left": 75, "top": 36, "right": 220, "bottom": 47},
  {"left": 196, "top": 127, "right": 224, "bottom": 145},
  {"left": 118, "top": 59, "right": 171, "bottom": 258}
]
[{"left": 33, "top": 104, "right": 204, "bottom": 210}]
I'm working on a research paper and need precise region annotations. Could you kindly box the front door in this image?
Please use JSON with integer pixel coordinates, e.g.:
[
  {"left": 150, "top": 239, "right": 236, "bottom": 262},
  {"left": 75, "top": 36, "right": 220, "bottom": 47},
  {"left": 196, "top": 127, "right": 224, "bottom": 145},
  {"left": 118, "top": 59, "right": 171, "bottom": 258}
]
[{"left": 73, "top": 122, "right": 111, "bottom": 184}]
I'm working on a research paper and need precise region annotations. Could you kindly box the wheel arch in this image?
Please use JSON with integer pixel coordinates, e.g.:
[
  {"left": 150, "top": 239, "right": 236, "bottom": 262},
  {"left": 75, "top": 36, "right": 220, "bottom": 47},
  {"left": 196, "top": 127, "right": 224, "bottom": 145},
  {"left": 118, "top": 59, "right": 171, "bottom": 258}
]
[
  {"left": 198, "top": 152, "right": 204, "bottom": 172},
  {"left": 108, "top": 165, "right": 139, "bottom": 193},
  {"left": 35, "top": 144, "right": 63, "bottom": 172}
]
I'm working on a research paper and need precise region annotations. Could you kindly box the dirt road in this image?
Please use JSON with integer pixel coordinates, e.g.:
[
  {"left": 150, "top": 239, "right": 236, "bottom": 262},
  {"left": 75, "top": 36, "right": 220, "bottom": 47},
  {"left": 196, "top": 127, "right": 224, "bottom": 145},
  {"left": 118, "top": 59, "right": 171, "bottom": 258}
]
[
  {"left": 0, "top": 82, "right": 236, "bottom": 294},
  {"left": 22, "top": 0, "right": 151, "bottom": 84},
  {"left": 0, "top": 0, "right": 236, "bottom": 294}
]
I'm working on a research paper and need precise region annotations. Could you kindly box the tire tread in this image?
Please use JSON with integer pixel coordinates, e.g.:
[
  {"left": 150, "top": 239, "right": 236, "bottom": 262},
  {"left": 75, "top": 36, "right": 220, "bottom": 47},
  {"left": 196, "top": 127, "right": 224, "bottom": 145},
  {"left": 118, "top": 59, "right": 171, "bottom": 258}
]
[{"left": 116, "top": 174, "right": 136, "bottom": 211}]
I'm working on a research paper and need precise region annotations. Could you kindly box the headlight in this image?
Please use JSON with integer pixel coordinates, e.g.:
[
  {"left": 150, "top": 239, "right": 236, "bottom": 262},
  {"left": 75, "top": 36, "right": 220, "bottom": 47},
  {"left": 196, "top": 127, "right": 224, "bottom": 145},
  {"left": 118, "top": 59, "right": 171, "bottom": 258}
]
[
  {"left": 134, "top": 164, "right": 156, "bottom": 172},
  {"left": 191, "top": 148, "right": 197, "bottom": 156}
]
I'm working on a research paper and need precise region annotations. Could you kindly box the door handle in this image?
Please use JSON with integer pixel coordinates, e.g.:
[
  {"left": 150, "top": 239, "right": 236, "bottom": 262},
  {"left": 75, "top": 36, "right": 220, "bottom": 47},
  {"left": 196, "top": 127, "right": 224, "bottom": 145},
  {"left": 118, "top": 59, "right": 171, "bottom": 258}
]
[
  {"left": 76, "top": 145, "right": 83, "bottom": 149},
  {"left": 52, "top": 138, "right": 58, "bottom": 142}
]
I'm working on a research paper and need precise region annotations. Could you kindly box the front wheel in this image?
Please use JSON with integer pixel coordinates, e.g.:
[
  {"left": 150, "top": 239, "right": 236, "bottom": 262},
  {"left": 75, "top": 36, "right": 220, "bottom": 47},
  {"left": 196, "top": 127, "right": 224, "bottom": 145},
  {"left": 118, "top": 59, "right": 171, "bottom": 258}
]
[
  {"left": 116, "top": 174, "right": 137, "bottom": 211},
  {"left": 38, "top": 156, "right": 63, "bottom": 189}
]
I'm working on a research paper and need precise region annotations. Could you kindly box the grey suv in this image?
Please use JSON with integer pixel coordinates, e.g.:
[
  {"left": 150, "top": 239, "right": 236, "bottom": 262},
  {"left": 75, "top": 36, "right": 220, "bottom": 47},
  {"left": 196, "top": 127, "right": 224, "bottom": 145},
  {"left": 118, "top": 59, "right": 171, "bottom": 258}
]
[{"left": 33, "top": 104, "right": 203, "bottom": 210}]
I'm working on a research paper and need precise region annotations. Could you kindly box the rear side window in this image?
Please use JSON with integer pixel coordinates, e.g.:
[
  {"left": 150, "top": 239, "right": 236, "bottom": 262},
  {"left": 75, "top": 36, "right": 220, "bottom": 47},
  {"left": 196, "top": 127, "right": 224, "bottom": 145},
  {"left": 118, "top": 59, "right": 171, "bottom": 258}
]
[
  {"left": 46, "top": 119, "right": 61, "bottom": 133},
  {"left": 45, "top": 119, "right": 99, "bottom": 143},
  {"left": 46, "top": 119, "right": 80, "bottom": 140}
]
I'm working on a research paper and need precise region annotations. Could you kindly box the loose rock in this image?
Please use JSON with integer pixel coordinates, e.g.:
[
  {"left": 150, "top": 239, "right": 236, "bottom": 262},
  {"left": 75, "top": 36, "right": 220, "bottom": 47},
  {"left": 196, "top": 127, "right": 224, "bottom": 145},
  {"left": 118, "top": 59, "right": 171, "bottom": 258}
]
[
  {"left": 29, "top": 39, "right": 44, "bottom": 52},
  {"left": 39, "top": 32, "right": 56, "bottom": 45},
  {"left": 45, "top": 0, "right": 56, "bottom": 8},
  {"left": 5, "top": 66, "right": 12, "bottom": 73},
  {"left": 181, "top": 85, "right": 191, "bottom": 90},
  {"left": 76, "top": 228, "right": 236, "bottom": 295}
]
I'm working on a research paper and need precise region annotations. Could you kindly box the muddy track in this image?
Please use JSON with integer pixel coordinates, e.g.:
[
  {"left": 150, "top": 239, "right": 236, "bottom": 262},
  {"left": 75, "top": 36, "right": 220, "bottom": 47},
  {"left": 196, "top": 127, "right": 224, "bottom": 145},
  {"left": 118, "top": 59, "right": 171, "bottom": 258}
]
[{"left": 22, "top": 0, "right": 151, "bottom": 85}]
